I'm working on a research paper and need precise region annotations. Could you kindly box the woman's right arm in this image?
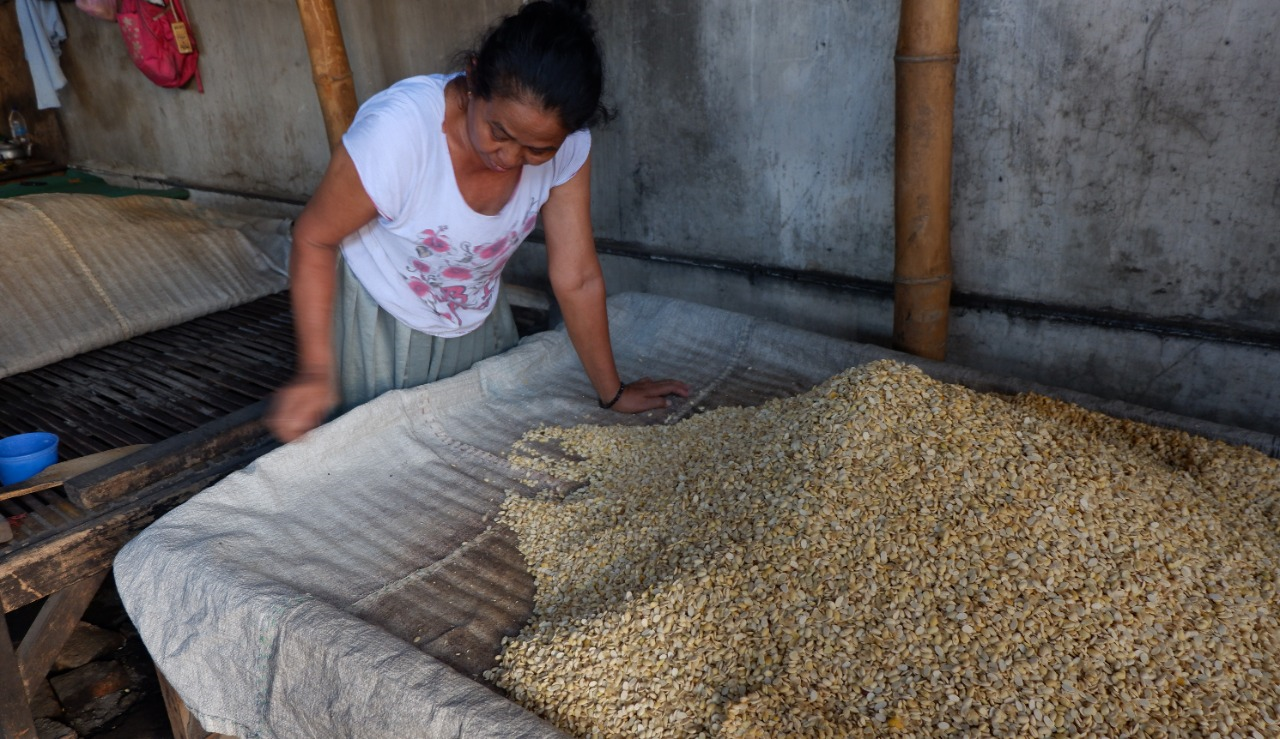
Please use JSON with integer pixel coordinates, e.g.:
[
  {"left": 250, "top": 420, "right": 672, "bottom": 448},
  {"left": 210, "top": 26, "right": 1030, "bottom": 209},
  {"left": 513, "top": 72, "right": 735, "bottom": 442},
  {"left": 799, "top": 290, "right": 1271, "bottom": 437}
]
[{"left": 267, "top": 144, "right": 379, "bottom": 442}]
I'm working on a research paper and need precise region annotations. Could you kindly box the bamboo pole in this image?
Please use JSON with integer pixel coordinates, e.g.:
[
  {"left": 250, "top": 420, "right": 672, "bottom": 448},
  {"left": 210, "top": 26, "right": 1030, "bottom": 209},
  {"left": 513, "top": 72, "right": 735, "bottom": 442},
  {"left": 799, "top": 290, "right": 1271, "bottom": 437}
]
[
  {"left": 294, "top": 0, "right": 359, "bottom": 150},
  {"left": 893, "top": 0, "right": 959, "bottom": 361}
]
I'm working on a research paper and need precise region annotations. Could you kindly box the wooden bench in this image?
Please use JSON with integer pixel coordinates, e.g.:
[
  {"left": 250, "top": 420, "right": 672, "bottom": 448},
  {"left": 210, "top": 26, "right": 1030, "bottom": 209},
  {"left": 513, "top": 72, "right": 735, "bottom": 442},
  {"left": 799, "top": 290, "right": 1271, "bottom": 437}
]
[{"left": 0, "top": 292, "right": 294, "bottom": 739}]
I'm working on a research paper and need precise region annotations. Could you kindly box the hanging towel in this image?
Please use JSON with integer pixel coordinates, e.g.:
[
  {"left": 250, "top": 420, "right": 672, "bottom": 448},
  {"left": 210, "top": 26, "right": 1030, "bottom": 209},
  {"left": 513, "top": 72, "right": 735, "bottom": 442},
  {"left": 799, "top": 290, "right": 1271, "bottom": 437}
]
[{"left": 15, "top": 0, "right": 68, "bottom": 109}]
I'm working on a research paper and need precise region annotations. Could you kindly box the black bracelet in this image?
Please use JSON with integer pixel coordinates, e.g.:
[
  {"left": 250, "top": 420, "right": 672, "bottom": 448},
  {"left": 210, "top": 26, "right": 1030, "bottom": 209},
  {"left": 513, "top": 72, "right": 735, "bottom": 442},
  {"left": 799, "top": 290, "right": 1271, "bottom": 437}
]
[{"left": 599, "top": 381, "right": 627, "bottom": 409}]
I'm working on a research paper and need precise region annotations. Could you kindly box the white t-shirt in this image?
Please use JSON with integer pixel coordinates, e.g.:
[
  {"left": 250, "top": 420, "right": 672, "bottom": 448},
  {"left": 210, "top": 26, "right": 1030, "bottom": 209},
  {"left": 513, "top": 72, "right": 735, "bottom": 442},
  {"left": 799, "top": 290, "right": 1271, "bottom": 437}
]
[{"left": 340, "top": 74, "right": 590, "bottom": 337}]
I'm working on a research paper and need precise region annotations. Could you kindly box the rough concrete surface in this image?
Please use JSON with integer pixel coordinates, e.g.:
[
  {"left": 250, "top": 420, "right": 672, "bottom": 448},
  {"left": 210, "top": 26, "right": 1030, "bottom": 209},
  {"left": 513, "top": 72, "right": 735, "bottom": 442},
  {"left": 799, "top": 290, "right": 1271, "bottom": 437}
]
[{"left": 40, "top": 0, "right": 1280, "bottom": 440}]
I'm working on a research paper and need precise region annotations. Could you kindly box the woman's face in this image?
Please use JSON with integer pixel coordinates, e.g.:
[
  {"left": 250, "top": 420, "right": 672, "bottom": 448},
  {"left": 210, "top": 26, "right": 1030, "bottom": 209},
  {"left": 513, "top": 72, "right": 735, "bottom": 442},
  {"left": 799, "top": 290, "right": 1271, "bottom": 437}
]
[{"left": 466, "top": 93, "right": 570, "bottom": 173}]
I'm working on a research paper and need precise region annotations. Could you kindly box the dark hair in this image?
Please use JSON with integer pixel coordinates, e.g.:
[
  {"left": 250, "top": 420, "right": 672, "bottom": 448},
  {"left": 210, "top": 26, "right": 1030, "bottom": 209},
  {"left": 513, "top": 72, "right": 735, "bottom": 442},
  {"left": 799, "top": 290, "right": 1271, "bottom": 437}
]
[{"left": 460, "top": 0, "right": 613, "bottom": 131}]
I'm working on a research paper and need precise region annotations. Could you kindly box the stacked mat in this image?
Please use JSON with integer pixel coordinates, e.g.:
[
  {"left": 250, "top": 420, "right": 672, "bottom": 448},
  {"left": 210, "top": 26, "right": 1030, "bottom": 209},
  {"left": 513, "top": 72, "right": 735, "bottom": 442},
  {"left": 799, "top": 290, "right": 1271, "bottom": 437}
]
[{"left": 1, "top": 193, "right": 289, "bottom": 379}]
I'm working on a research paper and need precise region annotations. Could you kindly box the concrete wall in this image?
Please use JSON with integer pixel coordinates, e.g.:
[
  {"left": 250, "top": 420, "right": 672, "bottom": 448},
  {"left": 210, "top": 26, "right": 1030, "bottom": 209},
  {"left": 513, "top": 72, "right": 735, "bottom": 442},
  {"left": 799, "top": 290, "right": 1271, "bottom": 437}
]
[
  {"left": 52, "top": 1, "right": 521, "bottom": 200},
  {"left": 41, "top": 0, "right": 1280, "bottom": 437},
  {"left": 953, "top": 4, "right": 1279, "bottom": 329}
]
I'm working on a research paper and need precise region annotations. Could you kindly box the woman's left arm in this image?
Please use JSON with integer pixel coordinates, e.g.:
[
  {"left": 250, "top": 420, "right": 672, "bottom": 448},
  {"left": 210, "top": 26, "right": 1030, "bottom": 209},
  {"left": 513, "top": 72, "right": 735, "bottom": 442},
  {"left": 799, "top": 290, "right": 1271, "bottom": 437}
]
[{"left": 541, "top": 153, "right": 690, "bottom": 412}]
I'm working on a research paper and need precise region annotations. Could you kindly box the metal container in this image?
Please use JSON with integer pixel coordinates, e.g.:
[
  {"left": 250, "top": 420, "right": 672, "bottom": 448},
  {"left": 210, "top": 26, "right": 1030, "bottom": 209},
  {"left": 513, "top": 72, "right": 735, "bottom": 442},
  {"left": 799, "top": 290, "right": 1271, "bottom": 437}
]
[{"left": 0, "top": 140, "right": 31, "bottom": 161}]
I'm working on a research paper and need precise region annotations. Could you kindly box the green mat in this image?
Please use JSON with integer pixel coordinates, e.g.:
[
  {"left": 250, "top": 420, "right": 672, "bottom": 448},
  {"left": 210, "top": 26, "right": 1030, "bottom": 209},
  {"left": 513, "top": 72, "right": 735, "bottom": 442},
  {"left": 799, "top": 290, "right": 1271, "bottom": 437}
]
[{"left": 0, "top": 168, "right": 189, "bottom": 200}]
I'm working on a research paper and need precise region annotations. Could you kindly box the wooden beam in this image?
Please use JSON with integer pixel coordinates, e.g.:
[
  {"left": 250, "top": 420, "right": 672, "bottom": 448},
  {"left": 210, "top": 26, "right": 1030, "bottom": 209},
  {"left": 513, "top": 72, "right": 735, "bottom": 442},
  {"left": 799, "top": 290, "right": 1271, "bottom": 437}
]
[
  {"left": 294, "top": 0, "right": 359, "bottom": 150},
  {"left": 0, "top": 446, "right": 149, "bottom": 504},
  {"left": 893, "top": 0, "right": 959, "bottom": 361},
  {"left": 65, "top": 402, "right": 269, "bottom": 510},
  {"left": 0, "top": 437, "right": 278, "bottom": 613},
  {"left": 16, "top": 571, "right": 109, "bottom": 697},
  {"left": 0, "top": 612, "right": 37, "bottom": 738}
]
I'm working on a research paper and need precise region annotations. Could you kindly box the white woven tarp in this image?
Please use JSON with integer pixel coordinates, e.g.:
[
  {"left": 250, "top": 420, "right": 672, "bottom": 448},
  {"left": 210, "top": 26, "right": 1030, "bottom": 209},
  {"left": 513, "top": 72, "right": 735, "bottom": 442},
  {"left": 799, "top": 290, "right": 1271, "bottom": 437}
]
[
  {"left": 113, "top": 293, "right": 1280, "bottom": 739},
  {"left": 0, "top": 194, "right": 289, "bottom": 379}
]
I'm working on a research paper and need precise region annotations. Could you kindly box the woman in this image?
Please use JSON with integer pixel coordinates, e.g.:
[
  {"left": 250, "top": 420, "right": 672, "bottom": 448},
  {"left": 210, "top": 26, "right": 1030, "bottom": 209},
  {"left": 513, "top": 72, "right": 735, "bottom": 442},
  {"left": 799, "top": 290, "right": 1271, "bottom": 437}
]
[{"left": 267, "top": 0, "right": 689, "bottom": 442}]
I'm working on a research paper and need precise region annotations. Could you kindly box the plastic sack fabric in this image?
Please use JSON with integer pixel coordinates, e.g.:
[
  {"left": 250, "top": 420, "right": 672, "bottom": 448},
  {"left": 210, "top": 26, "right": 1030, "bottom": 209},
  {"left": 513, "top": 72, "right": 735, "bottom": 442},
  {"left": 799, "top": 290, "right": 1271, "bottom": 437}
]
[{"left": 113, "top": 293, "right": 1280, "bottom": 738}]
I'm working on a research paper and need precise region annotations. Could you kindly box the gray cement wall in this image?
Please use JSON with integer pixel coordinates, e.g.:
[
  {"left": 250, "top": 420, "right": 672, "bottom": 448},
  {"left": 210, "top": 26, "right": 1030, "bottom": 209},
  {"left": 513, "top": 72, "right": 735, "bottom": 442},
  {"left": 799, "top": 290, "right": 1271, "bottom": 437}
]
[
  {"left": 953, "top": 3, "right": 1279, "bottom": 330},
  {"left": 505, "top": 243, "right": 1280, "bottom": 438},
  {"left": 46, "top": 0, "right": 1280, "bottom": 437},
  {"left": 54, "top": 1, "right": 521, "bottom": 199}
]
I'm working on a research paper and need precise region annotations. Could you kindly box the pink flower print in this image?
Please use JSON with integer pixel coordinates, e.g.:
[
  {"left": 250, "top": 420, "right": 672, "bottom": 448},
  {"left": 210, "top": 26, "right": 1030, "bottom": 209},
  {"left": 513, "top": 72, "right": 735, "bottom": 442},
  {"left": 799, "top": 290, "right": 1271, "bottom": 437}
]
[
  {"left": 440, "top": 285, "right": 467, "bottom": 305},
  {"left": 407, "top": 278, "right": 430, "bottom": 297},
  {"left": 474, "top": 238, "right": 508, "bottom": 261},
  {"left": 522, "top": 212, "right": 538, "bottom": 233},
  {"left": 420, "top": 227, "right": 450, "bottom": 253},
  {"left": 411, "top": 259, "right": 431, "bottom": 274},
  {"left": 442, "top": 266, "right": 472, "bottom": 280}
]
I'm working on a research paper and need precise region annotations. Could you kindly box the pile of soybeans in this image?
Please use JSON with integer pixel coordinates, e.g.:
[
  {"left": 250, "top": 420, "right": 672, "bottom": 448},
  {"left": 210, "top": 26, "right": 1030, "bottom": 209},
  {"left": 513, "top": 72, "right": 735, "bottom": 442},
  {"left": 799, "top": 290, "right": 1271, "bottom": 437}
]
[{"left": 487, "top": 360, "right": 1280, "bottom": 737}]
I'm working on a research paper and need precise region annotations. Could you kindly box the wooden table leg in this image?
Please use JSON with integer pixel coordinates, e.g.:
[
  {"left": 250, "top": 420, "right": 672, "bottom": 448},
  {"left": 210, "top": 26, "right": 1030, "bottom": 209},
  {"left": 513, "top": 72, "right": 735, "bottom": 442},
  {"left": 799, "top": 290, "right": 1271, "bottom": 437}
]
[
  {"left": 0, "top": 569, "right": 109, "bottom": 739},
  {"left": 158, "top": 668, "right": 235, "bottom": 739},
  {"left": 16, "top": 570, "right": 109, "bottom": 695},
  {"left": 0, "top": 613, "right": 37, "bottom": 739}
]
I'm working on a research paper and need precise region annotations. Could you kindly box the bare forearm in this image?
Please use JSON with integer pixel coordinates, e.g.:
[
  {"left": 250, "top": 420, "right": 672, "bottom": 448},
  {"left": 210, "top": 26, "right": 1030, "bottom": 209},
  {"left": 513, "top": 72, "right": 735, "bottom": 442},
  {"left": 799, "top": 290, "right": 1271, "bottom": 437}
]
[
  {"left": 268, "top": 144, "right": 376, "bottom": 441},
  {"left": 552, "top": 271, "right": 620, "bottom": 401},
  {"left": 540, "top": 155, "right": 689, "bottom": 413},
  {"left": 289, "top": 239, "right": 339, "bottom": 376}
]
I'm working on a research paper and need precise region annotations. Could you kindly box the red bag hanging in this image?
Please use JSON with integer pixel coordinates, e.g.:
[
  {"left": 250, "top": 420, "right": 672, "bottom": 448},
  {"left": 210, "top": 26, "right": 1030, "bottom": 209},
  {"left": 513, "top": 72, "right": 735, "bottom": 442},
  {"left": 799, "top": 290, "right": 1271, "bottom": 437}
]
[{"left": 117, "top": 0, "right": 203, "bottom": 92}]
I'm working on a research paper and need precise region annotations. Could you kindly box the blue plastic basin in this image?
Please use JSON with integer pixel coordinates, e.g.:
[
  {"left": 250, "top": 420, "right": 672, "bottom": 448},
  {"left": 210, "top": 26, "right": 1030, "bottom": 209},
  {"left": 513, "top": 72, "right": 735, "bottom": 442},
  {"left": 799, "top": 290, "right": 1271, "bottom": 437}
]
[{"left": 0, "top": 432, "right": 60, "bottom": 485}]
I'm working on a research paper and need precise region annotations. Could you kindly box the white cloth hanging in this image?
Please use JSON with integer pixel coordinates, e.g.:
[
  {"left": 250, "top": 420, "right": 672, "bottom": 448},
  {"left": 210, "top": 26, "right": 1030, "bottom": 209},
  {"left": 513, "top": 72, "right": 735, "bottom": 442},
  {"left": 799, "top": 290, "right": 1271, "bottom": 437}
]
[{"left": 14, "top": 0, "right": 68, "bottom": 109}]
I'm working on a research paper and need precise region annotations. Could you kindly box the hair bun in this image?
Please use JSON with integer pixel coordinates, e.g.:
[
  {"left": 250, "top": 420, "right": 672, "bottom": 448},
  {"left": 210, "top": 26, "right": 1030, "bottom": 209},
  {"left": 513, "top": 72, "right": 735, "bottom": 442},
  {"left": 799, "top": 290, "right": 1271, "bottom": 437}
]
[{"left": 468, "top": 0, "right": 612, "bottom": 130}]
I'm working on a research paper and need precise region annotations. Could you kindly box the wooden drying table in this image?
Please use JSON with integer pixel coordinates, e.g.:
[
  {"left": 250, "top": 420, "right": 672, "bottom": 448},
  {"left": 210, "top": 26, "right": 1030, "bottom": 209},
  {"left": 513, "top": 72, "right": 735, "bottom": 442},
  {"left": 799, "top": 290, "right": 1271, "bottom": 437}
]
[{"left": 0, "top": 292, "right": 295, "bottom": 739}]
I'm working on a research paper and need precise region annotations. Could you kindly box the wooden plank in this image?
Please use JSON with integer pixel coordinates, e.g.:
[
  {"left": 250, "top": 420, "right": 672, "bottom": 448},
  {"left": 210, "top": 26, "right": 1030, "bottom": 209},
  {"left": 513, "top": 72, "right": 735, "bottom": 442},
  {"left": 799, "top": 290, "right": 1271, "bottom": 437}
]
[
  {"left": 0, "top": 437, "right": 278, "bottom": 613},
  {"left": 64, "top": 402, "right": 269, "bottom": 510},
  {"left": 8, "top": 491, "right": 67, "bottom": 534},
  {"left": 0, "top": 446, "right": 149, "bottom": 502},
  {"left": 0, "top": 613, "right": 37, "bottom": 739},
  {"left": 157, "top": 668, "right": 231, "bottom": 739},
  {"left": 16, "top": 571, "right": 109, "bottom": 696}
]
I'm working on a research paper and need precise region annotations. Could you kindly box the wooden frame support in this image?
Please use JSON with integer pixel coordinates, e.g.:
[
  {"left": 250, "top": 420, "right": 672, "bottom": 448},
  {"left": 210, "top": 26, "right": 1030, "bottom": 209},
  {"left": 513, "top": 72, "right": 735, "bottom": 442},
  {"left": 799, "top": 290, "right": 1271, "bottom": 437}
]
[
  {"left": 893, "top": 0, "right": 960, "bottom": 361},
  {"left": 294, "top": 0, "right": 359, "bottom": 150},
  {"left": 0, "top": 407, "right": 277, "bottom": 739},
  {"left": 0, "top": 611, "right": 36, "bottom": 739},
  {"left": 15, "top": 571, "right": 109, "bottom": 697},
  {"left": 0, "top": 570, "right": 108, "bottom": 739},
  {"left": 158, "top": 669, "right": 235, "bottom": 739}
]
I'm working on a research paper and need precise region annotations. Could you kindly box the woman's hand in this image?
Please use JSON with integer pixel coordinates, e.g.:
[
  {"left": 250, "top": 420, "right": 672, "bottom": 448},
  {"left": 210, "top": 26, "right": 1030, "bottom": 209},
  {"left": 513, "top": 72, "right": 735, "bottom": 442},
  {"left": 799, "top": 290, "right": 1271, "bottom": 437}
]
[
  {"left": 266, "top": 370, "right": 338, "bottom": 442},
  {"left": 607, "top": 377, "right": 691, "bottom": 413}
]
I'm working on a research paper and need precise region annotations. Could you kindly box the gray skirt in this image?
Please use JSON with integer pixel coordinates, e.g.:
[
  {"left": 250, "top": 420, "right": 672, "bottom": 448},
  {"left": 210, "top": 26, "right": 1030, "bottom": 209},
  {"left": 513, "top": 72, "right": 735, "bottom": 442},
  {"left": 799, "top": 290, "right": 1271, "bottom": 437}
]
[{"left": 333, "top": 257, "right": 519, "bottom": 413}]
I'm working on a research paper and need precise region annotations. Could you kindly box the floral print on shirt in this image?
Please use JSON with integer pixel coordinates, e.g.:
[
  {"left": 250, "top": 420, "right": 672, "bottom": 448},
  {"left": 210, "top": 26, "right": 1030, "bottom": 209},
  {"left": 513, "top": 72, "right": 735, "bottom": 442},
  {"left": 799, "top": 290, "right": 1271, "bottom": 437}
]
[{"left": 403, "top": 201, "right": 541, "bottom": 326}]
